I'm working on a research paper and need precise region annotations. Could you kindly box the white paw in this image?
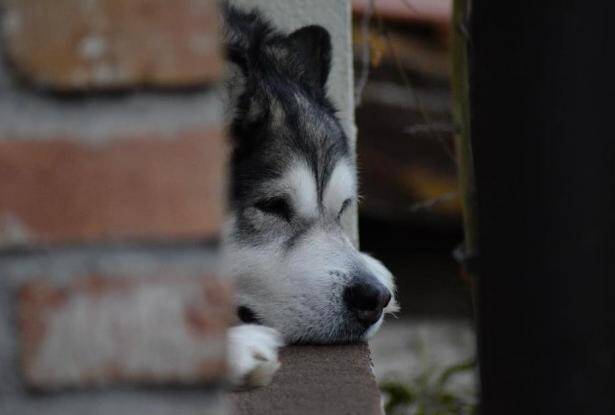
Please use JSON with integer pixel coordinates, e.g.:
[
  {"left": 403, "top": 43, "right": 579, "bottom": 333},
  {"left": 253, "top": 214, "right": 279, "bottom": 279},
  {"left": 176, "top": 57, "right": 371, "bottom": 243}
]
[{"left": 227, "top": 324, "right": 284, "bottom": 389}]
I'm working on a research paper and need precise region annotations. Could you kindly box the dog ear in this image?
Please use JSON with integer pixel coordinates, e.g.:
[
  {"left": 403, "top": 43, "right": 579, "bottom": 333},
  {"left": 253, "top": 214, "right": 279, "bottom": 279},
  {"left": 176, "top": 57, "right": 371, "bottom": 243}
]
[{"left": 287, "top": 25, "right": 332, "bottom": 91}]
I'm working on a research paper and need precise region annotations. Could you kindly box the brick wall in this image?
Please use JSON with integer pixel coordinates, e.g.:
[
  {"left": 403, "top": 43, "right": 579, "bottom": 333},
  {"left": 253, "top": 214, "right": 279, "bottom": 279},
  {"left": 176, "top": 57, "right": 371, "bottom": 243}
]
[{"left": 0, "top": 1, "right": 231, "bottom": 414}]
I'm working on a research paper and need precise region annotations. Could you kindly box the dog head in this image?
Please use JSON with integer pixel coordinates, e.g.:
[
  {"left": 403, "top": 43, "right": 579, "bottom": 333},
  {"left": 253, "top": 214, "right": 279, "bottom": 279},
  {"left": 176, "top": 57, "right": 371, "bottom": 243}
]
[{"left": 222, "top": 6, "right": 398, "bottom": 343}]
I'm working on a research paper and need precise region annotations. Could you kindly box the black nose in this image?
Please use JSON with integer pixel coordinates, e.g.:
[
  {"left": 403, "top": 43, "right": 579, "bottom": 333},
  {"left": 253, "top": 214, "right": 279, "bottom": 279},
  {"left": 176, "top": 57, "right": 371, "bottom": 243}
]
[{"left": 344, "top": 277, "right": 391, "bottom": 326}]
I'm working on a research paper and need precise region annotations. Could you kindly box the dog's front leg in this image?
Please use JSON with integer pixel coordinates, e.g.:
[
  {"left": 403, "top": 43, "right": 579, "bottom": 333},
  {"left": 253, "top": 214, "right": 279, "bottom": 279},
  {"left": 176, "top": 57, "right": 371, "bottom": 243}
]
[{"left": 227, "top": 324, "right": 284, "bottom": 389}]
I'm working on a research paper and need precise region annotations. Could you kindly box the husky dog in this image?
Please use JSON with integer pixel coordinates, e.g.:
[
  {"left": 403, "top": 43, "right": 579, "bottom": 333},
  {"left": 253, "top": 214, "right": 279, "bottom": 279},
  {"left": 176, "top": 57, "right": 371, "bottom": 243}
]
[{"left": 222, "top": 5, "right": 398, "bottom": 388}]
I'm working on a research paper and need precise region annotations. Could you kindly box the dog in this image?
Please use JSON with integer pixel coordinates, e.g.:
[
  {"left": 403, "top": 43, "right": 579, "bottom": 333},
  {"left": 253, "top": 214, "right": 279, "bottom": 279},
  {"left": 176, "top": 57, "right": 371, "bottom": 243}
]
[{"left": 221, "top": 4, "right": 399, "bottom": 388}]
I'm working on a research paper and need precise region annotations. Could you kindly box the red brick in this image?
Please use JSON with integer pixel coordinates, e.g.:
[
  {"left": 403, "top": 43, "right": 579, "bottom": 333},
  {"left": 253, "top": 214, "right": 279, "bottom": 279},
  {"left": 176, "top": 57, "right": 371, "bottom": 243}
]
[
  {"left": 2, "top": 0, "right": 222, "bottom": 90},
  {"left": 19, "top": 274, "right": 233, "bottom": 389},
  {"left": 0, "top": 128, "right": 227, "bottom": 246}
]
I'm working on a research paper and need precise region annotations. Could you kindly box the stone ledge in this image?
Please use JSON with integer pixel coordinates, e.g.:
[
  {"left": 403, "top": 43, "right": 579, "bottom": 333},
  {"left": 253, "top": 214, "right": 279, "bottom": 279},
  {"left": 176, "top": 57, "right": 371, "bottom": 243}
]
[{"left": 230, "top": 343, "right": 383, "bottom": 415}]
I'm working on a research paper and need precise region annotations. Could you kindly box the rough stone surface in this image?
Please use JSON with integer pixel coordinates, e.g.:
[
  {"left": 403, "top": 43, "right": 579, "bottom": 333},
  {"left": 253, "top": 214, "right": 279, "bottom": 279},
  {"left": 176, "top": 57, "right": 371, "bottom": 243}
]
[
  {"left": 229, "top": 343, "right": 383, "bottom": 415},
  {"left": 0, "top": 128, "right": 227, "bottom": 247},
  {"left": 19, "top": 274, "right": 232, "bottom": 389},
  {"left": 2, "top": 0, "right": 222, "bottom": 90}
]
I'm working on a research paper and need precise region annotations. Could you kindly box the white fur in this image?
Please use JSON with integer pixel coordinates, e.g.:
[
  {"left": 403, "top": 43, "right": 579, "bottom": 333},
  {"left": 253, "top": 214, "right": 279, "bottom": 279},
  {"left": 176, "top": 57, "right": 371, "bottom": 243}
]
[
  {"left": 227, "top": 324, "right": 284, "bottom": 388},
  {"left": 279, "top": 160, "right": 319, "bottom": 218},
  {"left": 223, "top": 219, "right": 397, "bottom": 344},
  {"left": 323, "top": 159, "right": 356, "bottom": 215},
  {"left": 222, "top": 160, "right": 398, "bottom": 387}
]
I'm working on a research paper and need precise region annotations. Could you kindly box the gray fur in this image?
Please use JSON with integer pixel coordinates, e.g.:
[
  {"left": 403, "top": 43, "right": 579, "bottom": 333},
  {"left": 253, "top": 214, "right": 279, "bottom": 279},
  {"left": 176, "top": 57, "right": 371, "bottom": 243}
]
[{"left": 222, "top": 5, "right": 397, "bottom": 344}]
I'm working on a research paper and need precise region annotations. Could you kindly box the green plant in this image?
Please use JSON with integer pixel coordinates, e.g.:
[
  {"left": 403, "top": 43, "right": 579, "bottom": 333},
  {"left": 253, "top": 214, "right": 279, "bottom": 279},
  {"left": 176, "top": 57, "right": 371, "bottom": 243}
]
[{"left": 380, "top": 358, "right": 477, "bottom": 415}]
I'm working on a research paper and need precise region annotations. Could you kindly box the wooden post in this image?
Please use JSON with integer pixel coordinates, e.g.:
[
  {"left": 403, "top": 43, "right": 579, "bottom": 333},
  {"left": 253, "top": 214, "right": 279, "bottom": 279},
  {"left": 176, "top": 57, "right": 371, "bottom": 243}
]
[
  {"left": 470, "top": 1, "right": 615, "bottom": 414},
  {"left": 451, "top": 0, "right": 479, "bottom": 307}
]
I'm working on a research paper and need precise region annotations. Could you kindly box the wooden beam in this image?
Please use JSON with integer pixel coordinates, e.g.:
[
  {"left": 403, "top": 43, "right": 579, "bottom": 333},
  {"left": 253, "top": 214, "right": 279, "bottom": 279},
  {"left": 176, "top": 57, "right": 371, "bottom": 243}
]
[{"left": 470, "top": 1, "right": 615, "bottom": 414}]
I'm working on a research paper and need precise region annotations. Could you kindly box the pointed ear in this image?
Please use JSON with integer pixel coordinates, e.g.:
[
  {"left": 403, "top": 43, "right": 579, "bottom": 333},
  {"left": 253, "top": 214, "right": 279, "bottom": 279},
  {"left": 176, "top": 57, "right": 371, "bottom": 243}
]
[{"left": 287, "top": 25, "right": 332, "bottom": 91}]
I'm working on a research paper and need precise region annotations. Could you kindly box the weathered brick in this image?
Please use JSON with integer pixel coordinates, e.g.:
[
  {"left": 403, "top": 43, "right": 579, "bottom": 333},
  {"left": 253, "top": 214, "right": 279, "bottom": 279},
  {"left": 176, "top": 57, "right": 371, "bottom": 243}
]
[
  {"left": 19, "top": 274, "right": 233, "bottom": 389},
  {"left": 0, "top": 128, "right": 227, "bottom": 247},
  {"left": 2, "top": 0, "right": 222, "bottom": 90}
]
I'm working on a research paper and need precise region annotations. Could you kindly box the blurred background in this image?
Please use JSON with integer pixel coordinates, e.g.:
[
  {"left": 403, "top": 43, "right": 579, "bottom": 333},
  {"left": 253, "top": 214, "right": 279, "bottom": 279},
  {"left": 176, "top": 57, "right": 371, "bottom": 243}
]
[
  {"left": 0, "top": 1, "right": 476, "bottom": 413},
  {"left": 351, "top": 1, "right": 477, "bottom": 413}
]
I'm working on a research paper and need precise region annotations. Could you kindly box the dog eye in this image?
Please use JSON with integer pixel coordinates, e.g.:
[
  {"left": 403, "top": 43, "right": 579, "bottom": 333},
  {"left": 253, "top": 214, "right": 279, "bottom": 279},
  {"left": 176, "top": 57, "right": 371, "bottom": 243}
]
[
  {"left": 338, "top": 198, "right": 352, "bottom": 218},
  {"left": 254, "top": 197, "right": 292, "bottom": 221}
]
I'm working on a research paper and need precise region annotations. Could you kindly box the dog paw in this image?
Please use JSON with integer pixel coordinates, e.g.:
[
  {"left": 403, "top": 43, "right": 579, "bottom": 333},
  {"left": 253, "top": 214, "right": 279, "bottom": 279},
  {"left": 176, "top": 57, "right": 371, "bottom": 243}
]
[{"left": 227, "top": 324, "right": 284, "bottom": 389}]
